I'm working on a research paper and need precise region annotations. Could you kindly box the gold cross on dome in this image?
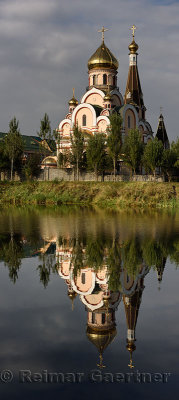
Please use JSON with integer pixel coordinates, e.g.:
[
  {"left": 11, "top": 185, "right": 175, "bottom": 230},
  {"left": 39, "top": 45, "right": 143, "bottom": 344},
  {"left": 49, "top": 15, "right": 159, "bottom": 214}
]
[
  {"left": 130, "top": 24, "right": 137, "bottom": 39},
  {"left": 98, "top": 26, "right": 108, "bottom": 42},
  {"left": 73, "top": 88, "right": 75, "bottom": 97}
]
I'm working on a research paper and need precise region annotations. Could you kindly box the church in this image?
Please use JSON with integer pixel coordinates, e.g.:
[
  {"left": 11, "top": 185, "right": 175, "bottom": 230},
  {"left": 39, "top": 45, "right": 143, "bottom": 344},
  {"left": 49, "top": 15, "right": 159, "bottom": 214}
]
[{"left": 56, "top": 25, "right": 154, "bottom": 159}]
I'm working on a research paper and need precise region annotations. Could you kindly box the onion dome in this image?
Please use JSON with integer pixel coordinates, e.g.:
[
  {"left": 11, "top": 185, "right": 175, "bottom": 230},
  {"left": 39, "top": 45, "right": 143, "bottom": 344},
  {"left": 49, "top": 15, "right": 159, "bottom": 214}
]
[
  {"left": 88, "top": 41, "right": 119, "bottom": 71},
  {"left": 41, "top": 156, "right": 57, "bottom": 166},
  {"left": 68, "top": 96, "right": 78, "bottom": 107},
  {"left": 68, "top": 88, "right": 78, "bottom": 106},
  {"left": 104, "top": 89, "right": 112, "bottom": 101},
  {"left": 128, "top": 39, "right": 138, "bottom": 54}
]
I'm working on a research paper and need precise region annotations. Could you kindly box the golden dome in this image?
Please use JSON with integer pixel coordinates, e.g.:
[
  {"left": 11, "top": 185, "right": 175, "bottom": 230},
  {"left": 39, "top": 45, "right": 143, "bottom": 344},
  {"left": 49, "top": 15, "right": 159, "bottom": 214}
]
[
  {"left": 41, "top": 156, "right": 57, "bottom": 166},
  {"left": 68, "top": 88, "right": 78, "bottom": 106},
  {"left": 128, "top": 39, "right": 138, "bottom": 54},
  {"left": 104, "top": 91, "right": 112, "bottom": 101},
  {"left": 68, "top": 96, "right": 78, "bottom": 106},
  {"left": 88, "top": 41, "right": 119, "bottom": 71},
  {"left": 86, "top": 326, "right": 117, "bottom": 353}
]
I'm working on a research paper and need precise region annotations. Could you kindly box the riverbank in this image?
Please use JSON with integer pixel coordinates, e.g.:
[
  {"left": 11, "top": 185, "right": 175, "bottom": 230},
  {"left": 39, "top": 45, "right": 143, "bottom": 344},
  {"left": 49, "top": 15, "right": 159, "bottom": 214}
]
[{"left": 0, "top": 181, "right": 178, "bottom": 209}]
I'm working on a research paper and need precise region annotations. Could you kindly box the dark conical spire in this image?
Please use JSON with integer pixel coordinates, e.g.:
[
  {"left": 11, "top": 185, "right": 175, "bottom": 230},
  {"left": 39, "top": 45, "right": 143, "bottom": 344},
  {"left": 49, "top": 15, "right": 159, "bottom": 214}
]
[
  {"left": 156, "top": 113, "right": 170, "bottom": 149},
  {"left": 124, "top": 29, "right": 145, "bottom": 118}
]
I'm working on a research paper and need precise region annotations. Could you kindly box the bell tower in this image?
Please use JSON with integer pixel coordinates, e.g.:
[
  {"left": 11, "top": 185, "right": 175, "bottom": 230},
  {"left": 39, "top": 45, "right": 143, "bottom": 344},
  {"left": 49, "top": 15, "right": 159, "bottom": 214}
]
[{"left": 124, "top": 25, "right": 146, "bottom": 120}]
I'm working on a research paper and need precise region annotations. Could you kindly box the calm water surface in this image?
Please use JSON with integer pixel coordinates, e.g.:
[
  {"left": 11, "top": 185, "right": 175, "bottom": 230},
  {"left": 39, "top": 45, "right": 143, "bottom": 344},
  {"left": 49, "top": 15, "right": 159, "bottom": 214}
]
[{"left": 0, "top": 207, "right": 179, "bottom": 399}]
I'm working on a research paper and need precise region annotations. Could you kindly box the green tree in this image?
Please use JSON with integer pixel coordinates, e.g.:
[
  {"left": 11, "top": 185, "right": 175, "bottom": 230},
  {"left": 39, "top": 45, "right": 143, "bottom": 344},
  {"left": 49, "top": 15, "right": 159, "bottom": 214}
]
[
  {"left": 23, "top": 153, "right": 41, "bottom": 180},
  {"left": 171, "top": 137, "right": 179, "bottom": 169},
  {"left": 161, "top": 148, "right": 177, "bottom": 181},
  {"left": 37, "top": 113, "right": 52, "bottom": 161},
  {"left": 70, "top": 125, "right": 84, "bottom": 180},
  {"left": 37, "top": 113, "right": 52, "bottom": 141},
  {"left": 86, "top": 133, "right": 106, "bottom": 179},
  {"left": 4, "top": 117, "right": 24, "bottom": 180},
  {"left": 122, "top": 129, "right": 144, "bottom": 175},
  {"left": 142, "top": 137, "right": 163, "bottom": 177},
  {"left": 107, "top": 113, "right": 122, "bottom": 179},
  {"left": 0, "top": 142, "right": 9, "bottom": 175}
]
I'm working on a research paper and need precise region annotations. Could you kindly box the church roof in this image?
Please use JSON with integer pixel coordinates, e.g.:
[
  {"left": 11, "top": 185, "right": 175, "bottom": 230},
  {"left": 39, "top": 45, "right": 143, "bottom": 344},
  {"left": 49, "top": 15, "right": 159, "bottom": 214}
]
[
  {"left": 156, "top": 114, "right": 170, "bottom": 149},
  {"left": 88, "top": 41, "right": 119, "bottom": 71},
  {"left": 0, "top": 132, "right": 55, "bottom": 154},
  {"left": 124, "top": 64, "right": 144, "bottom": 109},
  {"left": 123, "top": 287, "right": 143, "bottom": 331}
]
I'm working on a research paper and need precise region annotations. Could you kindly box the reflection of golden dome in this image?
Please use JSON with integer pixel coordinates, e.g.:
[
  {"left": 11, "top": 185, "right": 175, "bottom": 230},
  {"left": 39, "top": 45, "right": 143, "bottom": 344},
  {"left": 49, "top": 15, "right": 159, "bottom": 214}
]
[
  {"left": 68, "top": 291, "right": 77, "bottom": 301},
  {"left": 68, "top": 291, "right": 77, "bottom": 311},
  {"left": 88, "top": 42, "right": 119, "bottom": 70},
  {"left": 86, "top": 326, "right": 117, "bottom": 354},
  {"left": 128, "top": 39, "right": 138, "bottom": 54},
  {"left": 127, "top": 341, "right": 136, "bottom": 353}
]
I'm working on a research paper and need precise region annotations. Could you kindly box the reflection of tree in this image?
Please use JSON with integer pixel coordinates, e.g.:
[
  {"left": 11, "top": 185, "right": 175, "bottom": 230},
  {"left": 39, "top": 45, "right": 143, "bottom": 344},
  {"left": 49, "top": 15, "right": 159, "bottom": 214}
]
[
  {"left": 169, "top": 239, "right": 179, "bottom": 267},
  {"left": 121, "top": 238, "right": 143, "bottom": 278},
  {"left": 142, "top": 239, "right": 167, "bottom": 268},
  {"left": 71, "top": 240, "right": 84, "bottom": 277},
  {"left": 107, "top": 240, "right": 121, "bottom": 291},
  {"left": 86, "top": 238, "right": 105, "bottom": 269},
  {"left": 0, "top": 234, "right": 23, "bottom": 283},
  {"left": 37, "top": 253, "right": 57, "bottom": 288}
]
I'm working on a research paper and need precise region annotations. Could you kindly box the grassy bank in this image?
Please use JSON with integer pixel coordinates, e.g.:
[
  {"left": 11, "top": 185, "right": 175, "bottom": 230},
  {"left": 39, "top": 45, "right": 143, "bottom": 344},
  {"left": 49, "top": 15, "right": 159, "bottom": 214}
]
[{"left": 0, "top": 181, "right": 178, "bottom": 209}]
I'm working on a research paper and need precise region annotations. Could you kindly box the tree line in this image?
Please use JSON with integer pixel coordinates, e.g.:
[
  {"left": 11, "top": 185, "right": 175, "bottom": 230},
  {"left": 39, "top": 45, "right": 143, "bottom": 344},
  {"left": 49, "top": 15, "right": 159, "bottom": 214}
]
[
  {"left": 59, "top": 113, "right": 179, "bottom": 180},
  {"left": 0, "top": 113, "right": 54, "bottom": 180},
  {"left": 0, "top": 112, "right": 179, "bottom": 181}
]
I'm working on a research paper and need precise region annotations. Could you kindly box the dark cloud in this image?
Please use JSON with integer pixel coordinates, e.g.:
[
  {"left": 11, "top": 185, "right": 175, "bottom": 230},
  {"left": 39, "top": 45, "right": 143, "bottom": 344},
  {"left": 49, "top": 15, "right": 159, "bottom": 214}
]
[{"left": 0, "top": 0, "right": 178, "bottom": 140}]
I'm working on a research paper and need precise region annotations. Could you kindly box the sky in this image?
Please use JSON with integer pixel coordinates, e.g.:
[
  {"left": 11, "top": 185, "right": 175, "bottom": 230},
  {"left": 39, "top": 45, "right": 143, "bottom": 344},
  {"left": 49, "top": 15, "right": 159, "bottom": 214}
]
[{"left": 0, "top": 0, "right": 178, "bottom": 141}]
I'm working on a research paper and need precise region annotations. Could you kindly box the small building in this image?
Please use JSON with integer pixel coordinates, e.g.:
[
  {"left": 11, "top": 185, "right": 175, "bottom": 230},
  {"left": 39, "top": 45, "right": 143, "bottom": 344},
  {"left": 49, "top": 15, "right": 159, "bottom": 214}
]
[{"left": 156, "top": 113, "right": 170, "bottom": 149}]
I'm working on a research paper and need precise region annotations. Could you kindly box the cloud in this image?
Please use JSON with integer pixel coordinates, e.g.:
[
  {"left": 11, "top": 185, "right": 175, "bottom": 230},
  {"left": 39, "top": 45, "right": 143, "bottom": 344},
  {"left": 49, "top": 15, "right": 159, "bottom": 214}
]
[{"left": 0, "top": 0, "right": 178, "bottom": 139}]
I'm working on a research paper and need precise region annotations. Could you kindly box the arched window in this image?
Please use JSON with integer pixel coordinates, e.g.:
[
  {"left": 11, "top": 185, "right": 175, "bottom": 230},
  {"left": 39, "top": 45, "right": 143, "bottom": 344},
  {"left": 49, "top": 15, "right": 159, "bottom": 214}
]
[
  {"left": 128, "top": 115, "right": 131, "bottom": 128},
  {"left": 103, "top": 74, "right": 107, "bottom": 84},
  {"left": 82, "top": 114, "right": 86, "bottom": 126},
  {"left": 81, "top": 272, "right": 85, "bottom": 284},
  {"left": 93, "top": 75, "right": 97, "bottom": 85}
]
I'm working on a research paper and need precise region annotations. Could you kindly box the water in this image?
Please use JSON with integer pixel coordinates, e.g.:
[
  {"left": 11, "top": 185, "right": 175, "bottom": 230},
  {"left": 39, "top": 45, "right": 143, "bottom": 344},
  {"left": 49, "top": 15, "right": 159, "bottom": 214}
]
[{"left": 0, "top": 207, "right": 178, "bottom": 399}]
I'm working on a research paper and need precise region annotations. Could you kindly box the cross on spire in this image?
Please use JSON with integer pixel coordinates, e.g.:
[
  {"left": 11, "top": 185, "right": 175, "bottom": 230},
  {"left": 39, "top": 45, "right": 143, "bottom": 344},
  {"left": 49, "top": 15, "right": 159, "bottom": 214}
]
[
  {"left": 130, "top": 24, "right": 137, "bottom": 39},
  {"left": 160, "top": 106, "right": 163, "bottom": 115},
  {"left": 98, "top": 26, "right": 108, "bottom": 42}
]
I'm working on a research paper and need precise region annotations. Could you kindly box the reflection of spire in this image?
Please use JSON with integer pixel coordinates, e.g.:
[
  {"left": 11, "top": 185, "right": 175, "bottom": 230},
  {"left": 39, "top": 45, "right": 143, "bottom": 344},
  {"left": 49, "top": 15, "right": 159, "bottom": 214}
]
[
  {"left": 68, "top": 289, "right": 77, "bottom": 311},
  {"left": 97, "top": 352, "right": 106, "bottom": 369},
  {"left": 123, "top": 278, "right": 144, "bottom": 369},
  {"left": 127, "top": 340, "right": 136, "bottom": 369},
  {"left": 156, "top": 257, "right": 166, "bottom": 284}
]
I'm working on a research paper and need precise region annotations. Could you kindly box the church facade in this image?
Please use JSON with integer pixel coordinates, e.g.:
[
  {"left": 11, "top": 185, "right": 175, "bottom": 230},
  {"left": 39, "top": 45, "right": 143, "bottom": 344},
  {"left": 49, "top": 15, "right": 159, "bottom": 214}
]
[{"left": 56, "top": 26, "right": 153, "bottom": 158}]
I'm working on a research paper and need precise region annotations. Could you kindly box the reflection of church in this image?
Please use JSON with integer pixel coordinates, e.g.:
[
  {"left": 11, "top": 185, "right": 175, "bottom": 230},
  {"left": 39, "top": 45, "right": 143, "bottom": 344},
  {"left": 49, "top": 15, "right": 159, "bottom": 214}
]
[
  {"left": 56, "top": 25, "right": 154, "bottom": 158},
  {"left": 56, "top": 239, "right": 149, "bottom": 368}
]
